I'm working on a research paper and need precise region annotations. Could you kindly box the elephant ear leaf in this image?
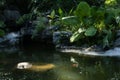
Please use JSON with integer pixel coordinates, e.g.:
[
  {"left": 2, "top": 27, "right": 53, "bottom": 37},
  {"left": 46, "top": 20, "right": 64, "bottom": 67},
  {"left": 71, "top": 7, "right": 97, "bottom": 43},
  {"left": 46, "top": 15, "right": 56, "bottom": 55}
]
[
  {"left": 85, "top": 27, "right": 97, "bottom": 36},
  {"left": 74, "top": 1, "right": 91, "bottom": 19}
]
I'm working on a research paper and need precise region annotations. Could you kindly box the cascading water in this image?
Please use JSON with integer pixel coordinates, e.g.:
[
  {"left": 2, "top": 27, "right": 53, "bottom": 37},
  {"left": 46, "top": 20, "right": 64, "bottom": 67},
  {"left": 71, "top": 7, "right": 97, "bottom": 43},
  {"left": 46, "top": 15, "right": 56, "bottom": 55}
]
[
  {"left": 4, "top": 32, "right": 20, "bottom": 45},
  {"left": 57, "top": 46, "right": 120, "bottom": 57},
  {"left": 0, "top": 32, "right": 20, "bottom": 53},
  {"left": 81, "top": 47, "right": 120, "bottom": 57},
  {"left": 56, "top": 29, "right": 120, "bottom": 57}
]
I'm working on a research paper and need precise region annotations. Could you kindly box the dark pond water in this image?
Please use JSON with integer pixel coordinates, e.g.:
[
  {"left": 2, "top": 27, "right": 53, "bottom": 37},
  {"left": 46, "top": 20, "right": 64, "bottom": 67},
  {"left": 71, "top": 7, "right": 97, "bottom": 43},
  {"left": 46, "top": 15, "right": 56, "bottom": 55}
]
[{"left": 0, "top": 45, "right": 120, "bottom": 80}]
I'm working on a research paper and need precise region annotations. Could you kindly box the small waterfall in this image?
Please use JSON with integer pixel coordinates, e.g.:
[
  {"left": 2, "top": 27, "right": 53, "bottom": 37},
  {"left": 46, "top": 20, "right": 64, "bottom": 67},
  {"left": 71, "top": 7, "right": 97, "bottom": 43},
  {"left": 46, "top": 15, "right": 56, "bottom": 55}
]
[
  {"left": 104, "top": 47, "right": 120, "bottom": 56},
  {"left": 4, "top": 32, "right": 20, "bottom": 45},
  {"left": 58, "top": 47, "right": 120, "bottom": 57},
  {"left": 0, "top": 32, "right": 20, "bottom": 53},
  {"left": 81, "top": 47, "right": 120, "bottom": 57}
]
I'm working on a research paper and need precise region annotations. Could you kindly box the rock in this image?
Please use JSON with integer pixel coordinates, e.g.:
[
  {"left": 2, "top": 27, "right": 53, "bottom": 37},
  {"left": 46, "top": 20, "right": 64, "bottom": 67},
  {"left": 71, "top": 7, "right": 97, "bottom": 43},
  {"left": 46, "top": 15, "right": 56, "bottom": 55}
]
[
  {"left": 114, "top": 37, "right": 120, "bottom": 47},
  {"left": 42, "top": 26, "right": 59, "bottom": 39},
  {"left": 39, "top": 26, "right": 60, "bottom": 44},
  {"left": 53, "top": 31, "right": 72, "bottom": 47},
  {"left": 20, "top": 21, "right": 34, "bottom": 36},
  {"left": 116, "top": 30, "right": 120, "bottom": 37},
  {"left": 3, "top": 9, "right": 21, "bottom": 21}
]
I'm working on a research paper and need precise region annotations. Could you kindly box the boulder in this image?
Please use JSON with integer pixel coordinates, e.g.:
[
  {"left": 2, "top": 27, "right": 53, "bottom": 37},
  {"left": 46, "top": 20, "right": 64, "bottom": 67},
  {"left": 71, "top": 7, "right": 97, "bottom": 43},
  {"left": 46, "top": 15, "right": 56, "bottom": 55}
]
[
  {"left": 53, "top": 31, "right": 72, "bottom": 47},
  {"left": 20, "top": 21, "right": 34, "bottom": 36},
  {"left": 114, "top": 30, "right": 120, "bottom": 47},
  {"left": 42, "top": 26, "right": 59, "bottom": 39},
  {"left": 114, "top": 37, "right": 120, "bottom": 47},
  {"left": 3, "top": 9, "right": 21, "bottom": 21}
]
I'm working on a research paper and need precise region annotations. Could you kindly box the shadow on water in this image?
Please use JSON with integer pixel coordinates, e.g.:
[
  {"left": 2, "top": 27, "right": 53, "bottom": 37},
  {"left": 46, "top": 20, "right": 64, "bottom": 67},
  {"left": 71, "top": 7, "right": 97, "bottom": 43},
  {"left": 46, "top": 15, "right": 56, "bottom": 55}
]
[{"left": 0, "top": 45, "right": 120, "bottom": 80}]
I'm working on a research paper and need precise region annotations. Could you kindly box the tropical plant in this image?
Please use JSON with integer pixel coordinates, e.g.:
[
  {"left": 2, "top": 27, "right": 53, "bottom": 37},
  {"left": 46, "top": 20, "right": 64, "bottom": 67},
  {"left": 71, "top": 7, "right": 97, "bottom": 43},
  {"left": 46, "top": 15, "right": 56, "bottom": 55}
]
[
  {"left": 55, "top": 1, "right": 120, "bottom": 48},
  {"left": 105, "top": 0, "right": 117, "bottom": 7}
]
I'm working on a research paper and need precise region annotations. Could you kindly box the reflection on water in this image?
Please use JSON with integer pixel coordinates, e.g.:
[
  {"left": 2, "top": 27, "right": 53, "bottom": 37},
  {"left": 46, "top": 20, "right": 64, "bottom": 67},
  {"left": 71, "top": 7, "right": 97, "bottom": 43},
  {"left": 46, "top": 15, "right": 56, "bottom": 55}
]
[{"left": 0, "top": 47, "right": 120, "bottom": 80}]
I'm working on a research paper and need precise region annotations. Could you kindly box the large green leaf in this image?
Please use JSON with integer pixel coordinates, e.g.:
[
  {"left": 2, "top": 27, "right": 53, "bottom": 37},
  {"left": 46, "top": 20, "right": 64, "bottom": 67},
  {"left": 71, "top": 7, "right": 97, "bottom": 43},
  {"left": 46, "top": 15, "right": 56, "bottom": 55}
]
[
  {"left": 62, "top": 16, "right": 78, "bottom": 26},
  {"left": 74, "top": 1, "right": 91, "bottom": 20},
  {"left": 50, "top": 10, "right": 55, "bottom": 19},
  {"left": 85, "top": 27, "right": 97, "bottom": 36},
  {"left": 58, "top": 8, "right": 63, "bottom": 17}
]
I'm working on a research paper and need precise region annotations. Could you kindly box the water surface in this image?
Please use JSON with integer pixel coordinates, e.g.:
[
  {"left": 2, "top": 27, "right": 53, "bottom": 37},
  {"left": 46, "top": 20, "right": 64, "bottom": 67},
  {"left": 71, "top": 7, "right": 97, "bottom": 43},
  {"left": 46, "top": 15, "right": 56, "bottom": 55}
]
[{"left": 0, "top": 45, "right": 120, "bottom": 80}]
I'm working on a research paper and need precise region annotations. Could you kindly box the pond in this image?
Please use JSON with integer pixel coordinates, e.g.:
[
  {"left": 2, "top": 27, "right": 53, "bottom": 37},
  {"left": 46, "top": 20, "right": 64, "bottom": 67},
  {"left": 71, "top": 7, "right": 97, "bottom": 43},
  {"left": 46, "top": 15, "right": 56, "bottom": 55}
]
[{"left": 0, "top": 45, "right": 120, "bottom": 80}]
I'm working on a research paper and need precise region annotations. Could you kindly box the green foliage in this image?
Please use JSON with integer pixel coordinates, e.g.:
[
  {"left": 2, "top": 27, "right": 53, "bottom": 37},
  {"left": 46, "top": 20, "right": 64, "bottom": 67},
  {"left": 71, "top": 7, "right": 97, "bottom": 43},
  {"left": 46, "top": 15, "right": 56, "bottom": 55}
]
[
  {"left": 0, "top": 29, "right": 5, "bottom": 37},
  {"left": 85, "top": 27, "right": 97, "bottom": 36},
  {"left": 81, "top": 0, "right": 105, "bottom": 7},
  {"left": 1, "top": 0, "right": 119, "bottom": 48},
  {"left": 74, "top": 1, "right": 91, "bottom": 21},
  {"left": 16, "top": 14, "right": 32, "bottom": 25},
  {"left": 55, "top": 1, "right": 119, "bottom": 48},
  {"left": 58, "top": 8, "right": 63, "bottom": 18},
  {"left": 70, "top": 28, "right": 85, "bottom": 42},
  {"left": 32, "top": 16, "right": 47, "bottom": 38},
  {"left": 61, "top": 16, "right": 78, "bottom": 26},
  {"left": 34, "top": 16, "right": 47, "bottom": 32},
  {"left": 47, "top": 10, "right": 56, "bottom": 26},
  {"left": 50, "top": 10, "right": 56, "bottom": 19},
  {"left": 105, "top": 0, "right": 117, "bottom": 7},
  {"left": 0, "top": 21, "right": 5, "bottom": 28}
]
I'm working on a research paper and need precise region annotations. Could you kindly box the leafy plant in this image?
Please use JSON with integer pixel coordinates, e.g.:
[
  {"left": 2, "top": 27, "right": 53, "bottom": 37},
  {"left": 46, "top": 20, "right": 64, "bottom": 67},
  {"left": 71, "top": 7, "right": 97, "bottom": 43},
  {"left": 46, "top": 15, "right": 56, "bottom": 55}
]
[
  {"left": 74, "top": 1, "right": 91, "bottom": 21},
  {"left": 55, "top": 1, "right": 119, "bottom": 48},
  {"left": 47, "top": 10, "right": 56, "bottom": 26},
  {"left": 85, "top": 27, "right": 97, "bottom": 36},
  {"left": 105, "top": 0, "right": 117, "bottom": 7},
  {"left": 70, "top": 28, "right": 85, "bottom": 42},
  {"left": 34, "top": 16, "right": 47, "bottom": 32},
  {"left": 16, "top": 13, "right": 32, "bottom": 25}
]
